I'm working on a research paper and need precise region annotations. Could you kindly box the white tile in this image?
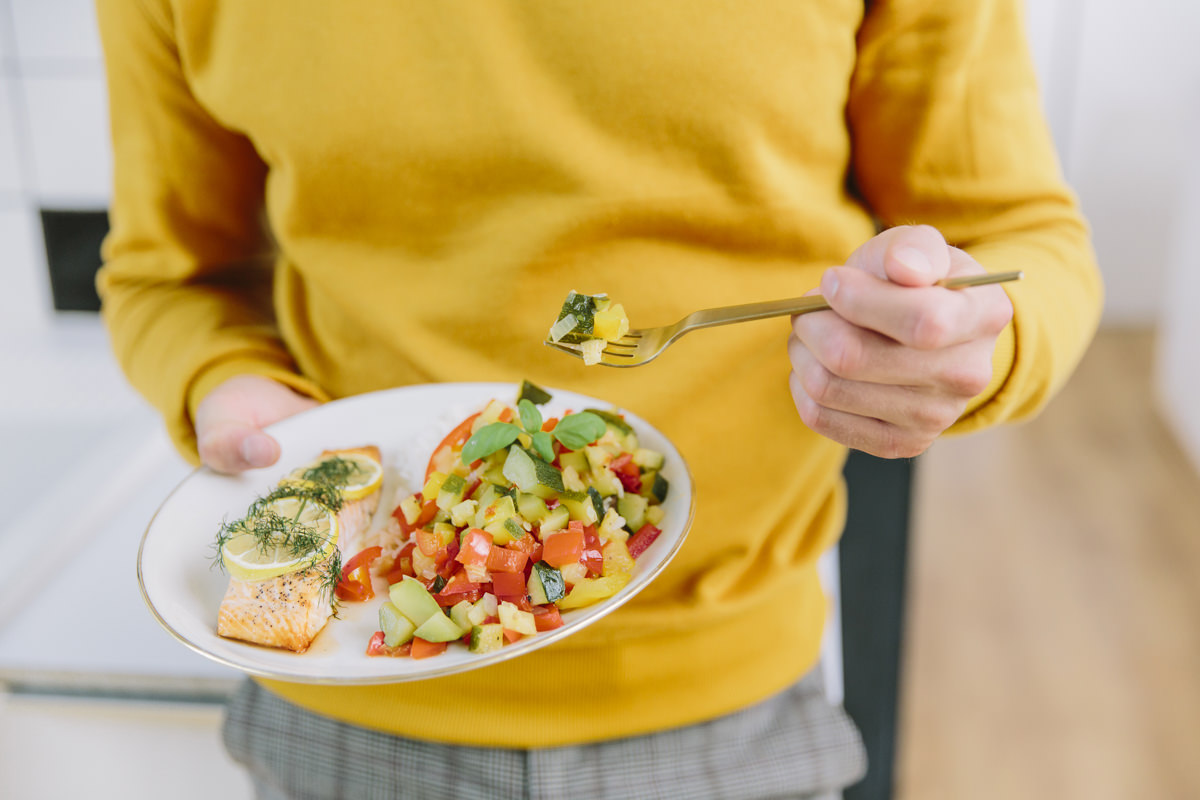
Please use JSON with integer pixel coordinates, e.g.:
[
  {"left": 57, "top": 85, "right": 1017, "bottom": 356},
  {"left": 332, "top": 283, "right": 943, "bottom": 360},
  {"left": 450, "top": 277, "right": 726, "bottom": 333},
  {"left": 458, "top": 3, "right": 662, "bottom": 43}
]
[
  {"left": 10, "top": 0, "right": 102, "bottom": 64},
  {"left": 0, "top": 76, "right": 24, "bottom": 196},
  {"left": 0, "top": 205, "right": 53, "bottom": 332},
  {"left": 23, "top": 74, "right": 111, "bottom": 206}
]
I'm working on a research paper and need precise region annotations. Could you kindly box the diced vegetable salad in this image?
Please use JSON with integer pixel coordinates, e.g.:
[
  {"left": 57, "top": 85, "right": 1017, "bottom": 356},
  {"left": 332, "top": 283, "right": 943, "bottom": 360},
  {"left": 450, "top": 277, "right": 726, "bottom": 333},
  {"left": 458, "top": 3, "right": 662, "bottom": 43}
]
[
  {"left": 367, "top": 381, "right": 668, "bottom": 659},
  {"left": 547, "top": 291, "right": 630, "bottom": 365}
]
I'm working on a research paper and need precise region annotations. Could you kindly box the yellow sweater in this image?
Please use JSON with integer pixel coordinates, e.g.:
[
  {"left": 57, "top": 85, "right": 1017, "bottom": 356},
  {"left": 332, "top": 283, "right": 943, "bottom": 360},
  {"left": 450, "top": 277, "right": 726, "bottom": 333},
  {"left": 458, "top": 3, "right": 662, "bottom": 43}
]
[{"left": 97, "top": 0, "right": 1101, "bottom": 746}]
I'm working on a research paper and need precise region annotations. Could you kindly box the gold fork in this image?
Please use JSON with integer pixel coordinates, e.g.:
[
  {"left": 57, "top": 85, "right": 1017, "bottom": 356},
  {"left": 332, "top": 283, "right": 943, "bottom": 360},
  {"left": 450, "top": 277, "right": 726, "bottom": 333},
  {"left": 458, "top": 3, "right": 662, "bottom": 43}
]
[{"left": 544, "top": 270, "right": 1023, "bottom": 368}]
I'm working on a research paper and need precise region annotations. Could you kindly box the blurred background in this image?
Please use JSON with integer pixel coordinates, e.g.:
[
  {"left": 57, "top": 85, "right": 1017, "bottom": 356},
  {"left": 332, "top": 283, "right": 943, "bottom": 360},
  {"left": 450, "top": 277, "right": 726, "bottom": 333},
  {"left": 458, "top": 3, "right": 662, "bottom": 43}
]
[{"left": 0, "top": 1, "right": 1198, "bottom": 798}]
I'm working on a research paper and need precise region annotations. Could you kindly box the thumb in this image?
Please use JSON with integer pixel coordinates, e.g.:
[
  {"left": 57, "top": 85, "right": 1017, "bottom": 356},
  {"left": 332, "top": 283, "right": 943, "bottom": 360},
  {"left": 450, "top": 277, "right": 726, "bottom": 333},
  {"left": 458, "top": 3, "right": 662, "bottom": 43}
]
[
  {"left": 845, "top": 224, "right": 952, "bottom": 287},
  {"left": 197, "top": 422, "right": 282, "bottom": 474}
]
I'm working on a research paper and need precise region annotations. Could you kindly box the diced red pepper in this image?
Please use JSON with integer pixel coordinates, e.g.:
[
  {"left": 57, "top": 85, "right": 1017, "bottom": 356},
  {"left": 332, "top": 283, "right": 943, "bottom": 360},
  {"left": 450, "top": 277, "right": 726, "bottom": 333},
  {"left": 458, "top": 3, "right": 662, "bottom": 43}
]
[
  {"left": 385, "top": 542, "right": 417, "bottom": 584},
  {"left": 609, "top": 452, "right": 643, "bottom": 493},
  {"left": 437, "top": 568, "right": 482, "bottom": 597},
  {"left": 627, "top": 523, "right": 663, "bottom": 559},
  {"left": 489, "top": 570, "right": 527, "bottom": 601},
  {"left": 415, "top": 527, "right": 442, "bottom": 557},
  {"left": 455, "top": 529, "right": 493, "bottom": 566},
  {"left": 410, "top": 638, "right": 448, "bottom": 659},
  {"left": 486, "top": 546, "right": 529, "bottom": 574},
  {"left": 335, "top": 546, "right": 383, "bottom": 601},
  {"left": 542, "top": 529, "right": 585, "bottom": 568},
  {"left": 582, "top": 526, "right": 604, "bottom": 577},
  {"left": 532, "top": 604, "right": 564, "bottom": 631},
  {"left": 502, "top": 628, "right": 524, "bottom": 643},
  {"left": 541, "top": 418, "right": 558, "bottom": 432},
  {"left": 393, "top": 497, "right": 438, "bottom": 536}
]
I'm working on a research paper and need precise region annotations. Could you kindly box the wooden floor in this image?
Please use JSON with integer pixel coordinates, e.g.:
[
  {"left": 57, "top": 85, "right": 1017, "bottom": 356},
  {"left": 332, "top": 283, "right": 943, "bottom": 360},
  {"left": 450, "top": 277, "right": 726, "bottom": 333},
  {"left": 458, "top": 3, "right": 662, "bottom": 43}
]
[{"left": 897, "top": 328, "right": 1200, "bottom": 800}]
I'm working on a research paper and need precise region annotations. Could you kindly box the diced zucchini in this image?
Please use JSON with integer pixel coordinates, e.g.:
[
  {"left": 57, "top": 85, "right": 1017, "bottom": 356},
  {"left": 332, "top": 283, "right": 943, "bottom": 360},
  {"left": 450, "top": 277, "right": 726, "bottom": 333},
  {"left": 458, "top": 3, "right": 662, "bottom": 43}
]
[
  {"left": 449, "top": 499, "right": 476, "bottom": 527},
  {"left": 558, "top": 451, "right": 589, "bottom": 476},
  {"left": 583, "top": 445, "right": 614, "bottom": 471},
  {"left": 449, "top": 600, "right": 475, "bottom": 633},
  {"left": 516, "top": 380, "right": 553, "bottom": 406},
  {"left": 632, "top": 448, "right": 665, "bottom": 471},
  {"left": 503, "top": 446, "right": 565, "bottom": 494},
  {"left": 587, "top": 487, "right": 605, "bottom": 522},
  {"left": 516, "top": 493, "right": 549, "bottom": 524},
  {"left": 528, "top": 561, "right": 567, "bottom": 605},
  {"left": 589, "top": 466, "right": 623, "bottom": 498},
  {"left": 413, "top": 610, "right": 465, "bottom": 643},
  {"left": 498, "top": 601, "right": 537, "bottom": 635},
  {"left": 503, "top": 518, "right": 527, "bottom": 540},
  {"left": 559, "top": 491, "right": 599, "bottom": 525},
  {"left": 466, "top": 599, "right": 489, "bottom": 627},
  {"left": 584, "top": 408, "right": 633, "bottom": 436},
  {"left": 436, "top": 474, "right": 467, "bottom": 510},
  {"left": 388, "top": 577, "right": 442, "bottom": 627},
  {"left": 645, "top": 504, "right": 665, "bottom": 526},
  {"left": 552, "top": 291, "right": 603, "bottom": 344},
  {"left": 561, "top": 465, "right": 587, "bottom": 493},
  {"left": 617, "top": 494, "right": 648, "bottom": 533},
  {"left": 648, "top": 472, "right": 669, "bottom": 503},
  {"left": 539, "top": 504, "right": 570, "bottom": 535},
  {"left": 422, "top": 472, "right": 448, "bottom": 501},
  {"left": 378, "top": 601, "right": 418, "bottom": 647},
  {"left": 477, "top": 494, "right": 516, "bottom": 529},
  {"left": 469, "top": 623, "right": 505, "bottom": 654}
]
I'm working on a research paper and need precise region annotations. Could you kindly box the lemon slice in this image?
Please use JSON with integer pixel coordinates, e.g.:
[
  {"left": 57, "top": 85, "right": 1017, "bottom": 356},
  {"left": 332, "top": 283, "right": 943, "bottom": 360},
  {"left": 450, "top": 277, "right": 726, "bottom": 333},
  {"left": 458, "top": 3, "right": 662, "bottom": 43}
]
[
  {"left": 291, "top": 452, "right": 383, "bottom": 502},
  {"left": 221, "top": 496, "right": 340, "bottom": 582}
]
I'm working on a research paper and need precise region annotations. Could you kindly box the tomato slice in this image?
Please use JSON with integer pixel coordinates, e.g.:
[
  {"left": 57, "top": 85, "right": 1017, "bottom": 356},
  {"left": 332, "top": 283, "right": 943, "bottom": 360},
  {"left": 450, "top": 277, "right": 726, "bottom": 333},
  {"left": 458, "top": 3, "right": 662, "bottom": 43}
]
[
  {"left": 366, "top": 631, "right": 413, "bottom": 658},
  {"left": 385, "top": 543, "right": 417, "bottom": 584},
  {"left": 425, "top": 412, "right": 481, "bottom": 481},
  {"left": 608, "top": 452, "right": 643, "bottom": 493}
]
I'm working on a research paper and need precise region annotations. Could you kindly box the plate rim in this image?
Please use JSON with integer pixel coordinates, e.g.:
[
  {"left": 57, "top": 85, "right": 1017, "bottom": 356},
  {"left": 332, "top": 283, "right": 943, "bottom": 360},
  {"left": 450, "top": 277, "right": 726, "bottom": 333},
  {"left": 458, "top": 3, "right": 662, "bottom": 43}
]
[{"left": 137, "top": 381, "right": 695, "bottom": 684}]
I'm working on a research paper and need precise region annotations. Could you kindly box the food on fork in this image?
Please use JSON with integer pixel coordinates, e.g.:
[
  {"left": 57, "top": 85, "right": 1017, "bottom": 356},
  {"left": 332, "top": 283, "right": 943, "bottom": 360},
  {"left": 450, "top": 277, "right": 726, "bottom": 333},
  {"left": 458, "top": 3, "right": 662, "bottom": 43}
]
[
  {"left": 214, "top": 446, "right": 384, "bottom": 652},
  {"left": 547, "top": 291, "right": 629, "bottom": 365},
  {"left": 365, "top": 382, "right": 668, "bottom": 659}
]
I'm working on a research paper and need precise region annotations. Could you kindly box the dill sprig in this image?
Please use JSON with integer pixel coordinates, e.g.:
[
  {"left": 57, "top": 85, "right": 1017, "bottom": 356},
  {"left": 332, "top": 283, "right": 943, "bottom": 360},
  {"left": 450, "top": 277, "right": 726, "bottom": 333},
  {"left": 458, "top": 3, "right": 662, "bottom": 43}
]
[{"left": 300, "top": 455, "right": 366, "bottom": 490}]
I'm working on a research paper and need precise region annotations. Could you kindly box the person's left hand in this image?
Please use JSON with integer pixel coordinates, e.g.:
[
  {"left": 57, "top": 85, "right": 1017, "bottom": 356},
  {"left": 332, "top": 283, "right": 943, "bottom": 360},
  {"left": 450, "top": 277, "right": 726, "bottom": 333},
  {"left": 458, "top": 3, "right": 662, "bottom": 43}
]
[{"left": 788, "top": 224, "right": 1014, "bottom": 458}]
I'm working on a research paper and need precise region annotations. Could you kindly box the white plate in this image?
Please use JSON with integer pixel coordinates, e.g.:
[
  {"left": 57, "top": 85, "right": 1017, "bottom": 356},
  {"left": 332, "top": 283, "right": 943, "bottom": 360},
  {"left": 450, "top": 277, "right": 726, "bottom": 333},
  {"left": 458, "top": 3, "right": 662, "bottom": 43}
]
[{"left": 138, "top": 382, "right": 694, "bottom": 684}]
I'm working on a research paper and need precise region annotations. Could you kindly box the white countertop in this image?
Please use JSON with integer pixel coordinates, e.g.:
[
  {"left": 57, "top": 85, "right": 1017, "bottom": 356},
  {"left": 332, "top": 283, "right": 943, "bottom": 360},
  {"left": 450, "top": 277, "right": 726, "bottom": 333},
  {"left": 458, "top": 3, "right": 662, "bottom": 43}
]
[{"left": 0, "top": 319, "right": 241, "bottom": 699}]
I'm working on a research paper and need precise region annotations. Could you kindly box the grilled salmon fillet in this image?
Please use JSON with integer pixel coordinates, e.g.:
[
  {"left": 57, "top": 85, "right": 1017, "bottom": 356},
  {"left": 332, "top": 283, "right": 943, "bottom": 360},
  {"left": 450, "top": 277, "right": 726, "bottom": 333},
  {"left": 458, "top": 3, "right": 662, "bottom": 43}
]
[{"left": 216, "top": 445, "right": 383, "bottom": 653}]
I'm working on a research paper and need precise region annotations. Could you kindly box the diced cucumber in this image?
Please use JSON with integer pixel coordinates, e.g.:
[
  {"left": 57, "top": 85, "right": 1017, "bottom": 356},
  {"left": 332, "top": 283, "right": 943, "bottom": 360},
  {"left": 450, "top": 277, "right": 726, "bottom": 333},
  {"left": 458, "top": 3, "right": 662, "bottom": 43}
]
[
  {"left": 436, "top": 474, "right": 467, "bottom": 510},
  {"left": 632, "top": 448, "right": 665, "bottom": 471},
  {"left": 449, "top": 600, "right": 474, "bottom": 632},
  {"left": 469, "top": 623, "right": 505, "bottom": 654},
  {"left": 617, "top": 494, "right": 648, "bottom": 533},
  {"left": 539, "top": 504, "right": 570, "bottom": 535},
  {"left": 378, "top": 601, "right": 417, "bottom": 648},
  {"left": 516, "top": 380, "right": 553, "bottom": 406},
  {"left": 388, "top": 576, "right": 442, "bottom": 627},
  {"left": 413, "top": 610, "right": 465, "bottom": 643},
  {"left": 498, "top": 601, "right": 537, "bottom": 635},
  {"left": 528, "top": 561, "right": 567, "bottom": 605}
]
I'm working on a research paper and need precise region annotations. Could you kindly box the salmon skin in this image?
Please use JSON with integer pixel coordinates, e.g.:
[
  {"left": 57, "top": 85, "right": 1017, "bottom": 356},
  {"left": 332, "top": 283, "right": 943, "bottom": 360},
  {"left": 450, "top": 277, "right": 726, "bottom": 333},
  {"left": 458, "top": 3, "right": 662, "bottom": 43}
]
[{"left": 216, "top": 446, "right": 383, "bottom": 653}]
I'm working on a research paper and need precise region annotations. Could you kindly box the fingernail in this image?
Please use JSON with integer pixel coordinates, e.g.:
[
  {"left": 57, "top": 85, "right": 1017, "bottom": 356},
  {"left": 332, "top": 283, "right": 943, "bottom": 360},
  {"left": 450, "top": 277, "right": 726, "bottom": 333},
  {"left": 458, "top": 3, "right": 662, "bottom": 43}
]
[
  {"left": 823, "top": 272, "right": 840, "bottom": 299},
  {"left": 894, "top": 246, "right": 932, "bottom": 274},
  {"left": 240, "top": 433, "right": 275, "bottom": 467}
]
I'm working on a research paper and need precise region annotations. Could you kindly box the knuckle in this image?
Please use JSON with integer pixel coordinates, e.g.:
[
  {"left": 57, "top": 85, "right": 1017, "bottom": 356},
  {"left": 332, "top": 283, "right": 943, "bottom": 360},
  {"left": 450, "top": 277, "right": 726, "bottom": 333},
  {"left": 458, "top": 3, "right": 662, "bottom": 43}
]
[
  {"left": 800, "top": 360, "right": 834, "bottom": 405},
  {"left": 910, "top": 306, "right": 954, "bottom": 350},
  {"left": 944, "top": 362, "right": 993, "bottom": 398},
  {"left": 822, "top": 328, "right": 864, "bottom": 378}
]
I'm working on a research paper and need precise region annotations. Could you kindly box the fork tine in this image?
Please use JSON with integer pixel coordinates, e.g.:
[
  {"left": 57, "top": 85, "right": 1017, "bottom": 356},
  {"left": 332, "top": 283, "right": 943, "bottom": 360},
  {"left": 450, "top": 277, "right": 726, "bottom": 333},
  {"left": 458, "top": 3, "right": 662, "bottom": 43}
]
[
  {"left": 543, "top": 341, "right": 585, "bottom": 360},
  {"left": 603, "top": 340, "right": 638, "bottom": 350}
]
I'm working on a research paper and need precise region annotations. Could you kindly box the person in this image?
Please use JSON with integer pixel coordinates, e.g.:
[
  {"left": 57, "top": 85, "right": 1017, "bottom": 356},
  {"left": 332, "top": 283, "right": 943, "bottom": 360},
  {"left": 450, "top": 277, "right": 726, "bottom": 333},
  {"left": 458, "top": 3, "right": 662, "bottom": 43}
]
[{"left": 95, "top": 1, "right": 1102, "bottom": 798}]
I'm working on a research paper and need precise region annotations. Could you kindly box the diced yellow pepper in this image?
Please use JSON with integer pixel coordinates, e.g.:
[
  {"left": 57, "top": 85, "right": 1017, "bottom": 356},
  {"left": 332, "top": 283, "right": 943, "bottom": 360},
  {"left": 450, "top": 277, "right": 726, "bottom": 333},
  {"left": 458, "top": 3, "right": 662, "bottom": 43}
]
[
  {"left": 592, "top": 303, "right": 629, "bottom": 341},
  {"left": 557, "top": 573, "right": 632, "bottom": 610},
  {"left": 602, "top": 538, "right": 635, "bottom": 577}
]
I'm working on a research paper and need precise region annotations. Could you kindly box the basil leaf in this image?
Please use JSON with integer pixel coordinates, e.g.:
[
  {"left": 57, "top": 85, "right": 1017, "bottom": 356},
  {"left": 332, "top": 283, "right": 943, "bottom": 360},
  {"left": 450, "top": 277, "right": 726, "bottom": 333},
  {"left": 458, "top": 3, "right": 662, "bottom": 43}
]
[
  {"left": 552, "top": 411, "right": 607, "bottom": 450},
  {"left": 517, "top": 399, "right": 543, "bottom": 434},
  {"left": 460, "top": 422, "right": 521, "bottom": 465},
  {"left": 531, "top": 431, "right": 555, "bottom": 463}
]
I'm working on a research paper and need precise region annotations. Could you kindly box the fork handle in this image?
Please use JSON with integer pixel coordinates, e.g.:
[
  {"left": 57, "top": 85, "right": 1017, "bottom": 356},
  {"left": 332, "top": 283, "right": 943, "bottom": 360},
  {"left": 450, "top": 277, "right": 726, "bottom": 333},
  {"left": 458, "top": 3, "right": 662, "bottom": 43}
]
[{"left": 685, "top": 270, "right": 1023, "bottom": 330}]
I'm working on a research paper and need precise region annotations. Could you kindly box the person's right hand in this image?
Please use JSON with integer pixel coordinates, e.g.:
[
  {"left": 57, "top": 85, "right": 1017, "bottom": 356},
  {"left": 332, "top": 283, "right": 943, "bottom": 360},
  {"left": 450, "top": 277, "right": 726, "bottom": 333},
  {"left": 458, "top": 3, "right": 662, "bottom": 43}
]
[{"left": 194, "top": 375, "right": 320, "bottom": 474}]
